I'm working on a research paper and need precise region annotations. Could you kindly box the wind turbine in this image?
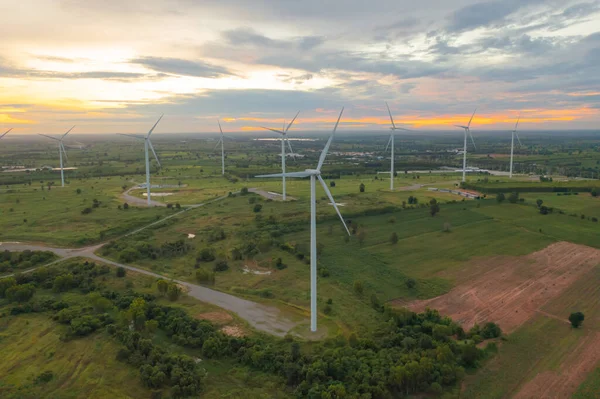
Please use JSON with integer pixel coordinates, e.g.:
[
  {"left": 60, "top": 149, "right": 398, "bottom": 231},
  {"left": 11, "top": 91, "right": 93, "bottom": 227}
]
[
  {"left": 260, "top": 111, "right": 300, "bottom": 201},
  {"left": 216, "top": 120, "right": 226, "bottom": 175},
  {"left": 454, "top": 109, "right": 477, "bottom": 183},
  {"left": 1, "top": 128, "right": 13, "bottom": 139},
  {"left": 118, "top": 115, "right": 163, "bottom": 206},
  {"left": 385, "top": 102, "right": 411, "bottom": 191},
  {"left": 509, "top": 114, "right": 522, "bottom": 179},
  {"left": 257, "top": 108, "right": 348, "bottom": 332},
  {"left": 39, "top": 126, "right": 74, "bottom": 187}
]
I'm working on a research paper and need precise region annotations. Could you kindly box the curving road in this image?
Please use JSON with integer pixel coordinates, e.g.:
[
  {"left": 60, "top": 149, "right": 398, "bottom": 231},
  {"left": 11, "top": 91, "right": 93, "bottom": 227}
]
[{"left": 0, "top": 194, "right": 300, "bottom": 337}]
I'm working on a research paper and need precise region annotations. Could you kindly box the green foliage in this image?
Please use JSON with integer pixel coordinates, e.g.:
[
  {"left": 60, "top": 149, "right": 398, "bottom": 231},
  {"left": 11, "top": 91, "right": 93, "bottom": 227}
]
[
  {"left": 240, "top": 187, "right": 249, "bottom": 195},
  {"left": 214, "top": 260, "right": 229, "bottom": 272},
  {"left": 196, "top": 248, "right": 216, "bottom": 262},
  {"left": 496, "top": 193, "right": 506, "bottom": 203},
  {"left": 156, "top": 279, "right": 169, "bottom": 295},
  {"left": 6, "top": 283, "right": 35, "bottom": 303},
  {"left": 406, "top": 278, "right": 416, "bottom": 289},
  {"left": 330, "top": 181, "right": 336, "bottom": 187},
  {"left": 353, "top": 280, "right": 364, "bottom": 295},
  {"left": 569, "top": 311, "right": 585, "bottom": 328},
  {"left": 508, "top": 192, "right": 519, "bottom": 203},
  {"left": 166, "top": 283, "right": 181, "bottom": 301},
  {"left": 195, "top": 269, "right": 215, "bottom": 284},
  {"left": 53, "top": 273, "right": 74, "bottom": 292},
  {"left": 481, "top": 322, "right": 502, "bottom": 339},
  {"left": 359, "top": 183, "right": 365, "bottom": 192},
  {"left": 0, "top": 277, "right": 16, "bottom": 297},
  {"left": 390, "top": 232, "right": 399, "bottom": 244},
  {"left": 116, "top": 266, "right": 127, "bottom": 278},
  {"left": 253, "top": 204, "right": 263, "bottom": 213},
  {"left": 430, "top": 198, "right": 440, "bottom": 216},
  {"left": 536, "top": 199, "right": 544, "bottom": 208},
  {"left": 592, "top": 189, "right": 598, "bottom": 197},
  {"left": 35, "top": 371, "right": 54, "bottom": 384}
]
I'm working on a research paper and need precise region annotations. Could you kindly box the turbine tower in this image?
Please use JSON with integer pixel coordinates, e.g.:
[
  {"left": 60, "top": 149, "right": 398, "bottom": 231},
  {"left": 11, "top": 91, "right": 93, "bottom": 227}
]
[
  {"left": 39, "top": 126, "right": 74, "bottom": 187},
  {"left": 261, "top": 111, "right": 300, "bottom": 201},
  {"left": 385, "top": 102, "right": 410, "bottom": 191},
  {"left": 1, "top": 128, "right": 13, "bottom": 139},
  {"left": 118, "top": 115, "right": 163, "bottom": 206},
  {"left": 257, "top": 108, "right": 348, "bottom": 332},
  {"left": 454, "top": 109, "right": 477, "bottom": 183},
  {"left": 509, "top": 114, "right": 522, "bottom": 179},
  {"left": 216, "top": 120, "right": 226, "bottom": 175}
]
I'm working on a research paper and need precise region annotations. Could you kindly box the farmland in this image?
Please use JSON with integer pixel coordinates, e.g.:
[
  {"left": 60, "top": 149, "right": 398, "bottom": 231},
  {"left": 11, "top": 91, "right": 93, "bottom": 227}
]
[{"left": 1, "top": 131, "right": 600, "bottom": 397}]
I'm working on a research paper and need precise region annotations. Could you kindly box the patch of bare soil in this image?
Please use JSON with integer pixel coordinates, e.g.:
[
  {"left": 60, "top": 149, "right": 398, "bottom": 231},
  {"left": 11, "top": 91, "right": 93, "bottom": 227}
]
[
  {"left": 512, "top": 332, "right": 600, "bottom": 399},
  {"left": 221, "top": 325, "right": 246, "bottom": 337},
  {"left": 399, "top": 242, "right": 600, "bottom": 333},
  {"left": 195, "top": 311, "right": 233, "bottom": 325}
]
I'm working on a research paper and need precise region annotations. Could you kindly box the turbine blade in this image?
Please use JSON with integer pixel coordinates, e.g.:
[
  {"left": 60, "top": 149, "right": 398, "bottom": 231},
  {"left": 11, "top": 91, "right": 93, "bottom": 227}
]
[
  {"left": 285, "top": 111, "right": 300, "bottom": 132},
  {"left": 385, "top": 135, "right": 392, "bottom": 152},
  {"left": 514, "top": 113, "right": 521, "bottom": 131},
  {"left": 467, "top": 108, "right": 477, "bottom": 128},
  {"left": 287, "top": 137, "right": 295, "bottom": 155},
  {"left": 214, "top": 138, "right": 222, "bottom": 150},
  {"left": 147, "top": 114, "right": 164, "bottom": 138},
  {"left": 318, "top": 175, "right": 350, "bottom": 236},
  {"left": 1, "top": 128, "right": 13, "bottom": 138},
  {"left": 39, "top": 133, "right": 60, "bottom": 141},
  {"left": 62, "top": 125, "right": 75, "bottom": 139},
  {"left": 397, "top": 127, "right": 412, "bottom": 132},
  {"left": 148, "top": 139, "right": 161, "bottom": 167},
  {"left": 317, "top": 107, "right": 344, "bottom": 171},
  {"left": 515, "top": 131, "right": 523, "bottom": 147},
  {"left": 255, "top": 171, "right": 313, "bottom": 178},
  {"left": 468, "top": 129, "right": 476, "bottom": 149},
  {"left": 217, "top": 119, "right": 224, "bottom": 135},
  {"left": 455, "top": 125, "right": 468, "bottom": 129},
  {"left": 385, "top": 102, "right": 397, "bottom": 129},
  {"left": 117, "top": 133, "right": 145, "bottom": 139},
  {"left": 261, "top": 126, "right": 285, "bottom": 135}
]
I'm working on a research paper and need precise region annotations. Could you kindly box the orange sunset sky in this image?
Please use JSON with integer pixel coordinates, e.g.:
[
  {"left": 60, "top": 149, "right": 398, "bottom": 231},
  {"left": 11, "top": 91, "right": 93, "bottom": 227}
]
[{"left": 1, "top": 0, "right": 599, "bottom": 134}]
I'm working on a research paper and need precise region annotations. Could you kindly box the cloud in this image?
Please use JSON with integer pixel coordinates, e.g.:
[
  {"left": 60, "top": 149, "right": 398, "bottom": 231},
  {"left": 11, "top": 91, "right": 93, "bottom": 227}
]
[{"left": 130, "top": 56, "right": 234, "bottom": 77}]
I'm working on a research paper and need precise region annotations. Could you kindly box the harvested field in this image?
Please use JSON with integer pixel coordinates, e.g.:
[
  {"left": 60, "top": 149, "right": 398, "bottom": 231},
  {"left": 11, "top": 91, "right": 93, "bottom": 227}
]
[
  {"left": 399, "top": 242, "right": 600, "bottom": 333},
  {"left": 512, "top": 332, "right": 600, "bottom": 399},
  {"left": 195, "top": 311, "right": 234, "bottom": 325}
]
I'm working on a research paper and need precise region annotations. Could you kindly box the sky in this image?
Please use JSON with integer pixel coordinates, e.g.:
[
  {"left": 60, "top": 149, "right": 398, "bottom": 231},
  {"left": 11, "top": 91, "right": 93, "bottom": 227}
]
[{"left": 1, "top": 0, "right": 600, "bottom": 134}]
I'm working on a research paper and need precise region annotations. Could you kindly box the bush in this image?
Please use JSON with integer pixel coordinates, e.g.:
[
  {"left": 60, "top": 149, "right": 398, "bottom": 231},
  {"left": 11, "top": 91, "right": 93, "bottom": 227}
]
[
  {"left": 323, "top": 304, "right": 332, "bottom": 315},
  {"left": 330, "top": 181, "right": 336, "bottom": 187},
  {"left": 35, "top": 371, "right": 54, "bottom": 384},
  {"left": 196, "top": 269, "right": 215, "bottom": 284},
  {"left": 81, "top": 207, "right": 93, "bottom": 215},
  {"left": 6, "top": 283, "right": 35, "bottom": 303},
  {"left": 319, "top": 268, "right": 330, "bottom": 277},
  {"left": 569, "top": 312, "right": 585, "bottom": 328},
  {"left": 353, "top": 280, "right": 364, "bottom": 295},
  {"left": 275, "top": 258, "right": 287, "bottom": 270},
  {"left": 389, "top": 232, "right": 399, "bottom": 244},
  {"left": 253, "top": 204, "right": 263, "bottom": 213},
  {"left": 116, "top": 267, "right": 126, "bottom": 278},
  {"left": 496, "top": 193, "right": 506, "bottom": 203},
  {"left": 359, "top": 183, "right": 365, "bottom": 193},
  {"left": 167, "top": 283, "right": 181, "bottom": 301},
  {"left": 197, "top": 248, "right": 216, "bottom": 262},
  {"left": 592, "top": 189, "right": 598, "bottom": 197},
  {"left": 214, "top": 260, "right": 229, "bottom": 272},
  {"left": 240, "top": 187, "right": 249, "bottom": 195},
  {"left": 406, "top": 278, "right": 416, "bottom": 289},
  {"left": 123, "top": 203, "right": 129, "bottom": 210},
  {"left": 508, "top": 192, "right": 519, "bottom": 203},
  {"left": 481, "top": 322, "right": 502, "bottom": 339}
]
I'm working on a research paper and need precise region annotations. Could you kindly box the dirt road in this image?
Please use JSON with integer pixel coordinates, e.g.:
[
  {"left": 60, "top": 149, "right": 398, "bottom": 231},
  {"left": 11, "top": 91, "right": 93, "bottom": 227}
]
[{"left": 0, "top": 193, "right": 300, "bottom": 337}]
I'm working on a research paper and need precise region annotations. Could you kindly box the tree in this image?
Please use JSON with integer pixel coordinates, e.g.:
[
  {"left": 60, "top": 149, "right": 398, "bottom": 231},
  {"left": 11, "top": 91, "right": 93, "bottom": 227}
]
[
  {"left": 390, "top": 232, "right": 399, "bottom": 244},
  {"left": 539, "top": 205, "right": 549, "bottom": 215},
  {"left": 240, "top": 187, "right": 249, "bottom": 195},
  {"left": 406, "top": 278, "right": 416, "bottom": 289},
  {"left": 123, "top": 202, "right": 129, "bottom": 210},
  {"left": 116, "top": 266, "right": 126, "bottom": 277},
  {"left": 6, "top": 283, "right": 35, "bottom": 302},
  {"left": 591, "top": 189, "right": 598, "bottom": 197},
  {"left": 536, "top": 199, "right": 544, "bottom": 208},
  {"left": 353, "top": 280, "right": 364, "bottom": 295},
  {"left": 496, "top": 193, "right": 506, "bottom": 203},
  {"left": 76, "top": 188, "right": 82, "bottom": 194},
  {"left": 167, "top": 283, "right": 182, "bottom": 301},
  {"left": 253, "top": 204, "right": 263, "bottom": 213},
  {"left": 569, "top": 312, "right": 585, "bottom": 328},
  {"left": 359, "top": 183, "right": 365, "bottom": 193},
  {"left": 157, "top": 279, "right": 169, "bottom": 295},
  {"left": 0, "top": 277, "right": 16, "bottom": 298},
  {"left": 214, "top": 260, "right": 229, "bottom": 272},
  {"left": 481, "top": 322, "right": 502, "bottom": 338},
  {"left": 429, "top": 199, "right": 440, "bottom": 216},
  {"left": 88, "top": 292, "right": 113, "bottom": 313},
  {"left": 128, "top": 297, "right": 147, "bottom": 330},
  {"left": 508, "top": 192, "right": 519, "bottom": 204},
  {"left": 330, "top": 181, "right": 336, "bottom": 187},
  {"left": 196, "top": 269, "right": 215, "bottom": 284},
  {"left": 52, "top": 273, "right": 74, "bottom": 292},
  {"left": 197, "top": 248, "right": 215, "bottom": 262}
]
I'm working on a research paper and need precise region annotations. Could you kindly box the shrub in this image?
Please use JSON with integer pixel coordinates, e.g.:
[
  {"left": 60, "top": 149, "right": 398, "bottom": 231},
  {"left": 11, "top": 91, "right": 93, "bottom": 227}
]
[
  {"left": 275, "top": 258, "right": 287, "bottom": 270},
  {"left": 214, "top": 260, "right": 229, "bottom": 272},
  {"left": 406, "top": 278, "right": 416, "bottom": 289},
  {"left": 353, "top": 280, "right": 364, "bottom": 295},
  {"left": 481, "top": 322, "right": 502, "bottom": 339},
  {"left": 253, "top": 204, "right": 263, "bottom": 213},
  {"left": 569, "top": 312, "right": 585, "bottom": 328},
  {"left": 167, "top": 283, "right": 181, "bottom": 301},
  {"left": 496, "top": 193, "right": 505, "bottom": 203},
  {"left": 35, "top": 371, "right": 54, "bottom": 384},
  {"left": 319, "top": 268, "right": 330, "bottom": 277},
  {"left": 389, "top": 232, "right": 399, "bottom": 244},
  {"left": 240, "top": 187, "right": 249, "bottom": 195},
  {"left": 323, "top": 304, "right": 332, "bottom": 315},
  {"left": 123, "top": 203, "right": 129, "bottom": 210},
  {"left": 359, "top": 183, "right": 365, "bottom": 193},
  {"left": 116, "top": 267, "right": 126, "bottom": 278},
  {"left": 81, "top": 207, "right": 93, "bottom": 215},
  {"left": 197, "top": 248, "right": 216, "bottom": 262},
  {"left": 330, "top": 181, "right": 336, "bottom": 187},
  {"left": 196, "top": 269, "right": 215, "bottom": 284},
  {"left": 508, "top": 192, "right": 519, "bottom": 203},
  {"left": 6, "top": 283, "right": 35, "bottom": 303}
]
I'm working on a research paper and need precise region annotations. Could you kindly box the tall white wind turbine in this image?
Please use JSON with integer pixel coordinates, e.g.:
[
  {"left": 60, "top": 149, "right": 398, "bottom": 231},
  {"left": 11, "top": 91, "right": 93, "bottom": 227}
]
[
  {"left": 118, "top": 115, "right": 163, "bottom": 206},
  {"left": 385, "top": 102, "right": 411, "bottom": 191},
  {"left": 261, "top": 111, "right": 300, "bottom": 200},
  {"left": 39, "top": 126, "right": 75, "bottom": 187},
  {"left": 509, "top": 114, "right": 522, "bottom": 179},
  {"left": 1, "top": 128, "right": 13, "bottom": 139},
  {"left": 257, "top": 108, "right": 348, "bottom": 332},
  {"left": 216, "top": 120, "right": 226, "bottom": 175},
  {"left": 454, "top": 109, "right": 477, "bottom": 183}
]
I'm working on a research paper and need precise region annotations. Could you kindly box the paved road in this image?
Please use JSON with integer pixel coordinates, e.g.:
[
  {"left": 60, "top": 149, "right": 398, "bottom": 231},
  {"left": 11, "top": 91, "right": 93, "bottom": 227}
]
[{"left": 0, "top": 193, "right": 300, "bottom": 337}]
